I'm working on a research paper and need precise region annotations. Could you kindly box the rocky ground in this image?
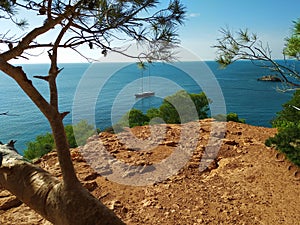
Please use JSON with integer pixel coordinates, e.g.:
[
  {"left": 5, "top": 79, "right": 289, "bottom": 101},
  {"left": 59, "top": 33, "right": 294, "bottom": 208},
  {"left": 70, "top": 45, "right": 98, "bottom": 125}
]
[{"left": 1, "top": 119, "right": 299, "bottom": 225}]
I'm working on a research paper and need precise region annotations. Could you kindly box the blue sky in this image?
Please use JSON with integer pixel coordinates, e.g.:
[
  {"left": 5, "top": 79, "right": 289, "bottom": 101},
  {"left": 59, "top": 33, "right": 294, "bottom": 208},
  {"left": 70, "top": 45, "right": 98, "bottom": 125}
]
[
  {"left": 180, "top": 0, "right": 300, "bottom": 60},
  {"left": 5, "top": 0, "right": 300, "bottom": 63}
]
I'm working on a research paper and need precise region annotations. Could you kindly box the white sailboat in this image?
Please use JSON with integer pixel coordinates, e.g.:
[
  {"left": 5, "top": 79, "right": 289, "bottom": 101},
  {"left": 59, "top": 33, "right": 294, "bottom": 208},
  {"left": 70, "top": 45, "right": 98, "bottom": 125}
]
[
  {"left": 135, "top": 62, "right": 155, "bottom": 99},
  {"left": 135, "top": 91, "right": 155, "bottom": 98}
]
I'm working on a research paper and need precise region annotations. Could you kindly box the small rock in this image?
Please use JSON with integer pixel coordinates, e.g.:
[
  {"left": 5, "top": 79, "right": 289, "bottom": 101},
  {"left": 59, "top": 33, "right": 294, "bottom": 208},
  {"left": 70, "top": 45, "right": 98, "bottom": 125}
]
[
  {"left": 110, "top": 149, "right": 119, "bottom": 154},
  {"left": 83, "top": 172, "right": 99, "bottom": 181},
  {"left": 294, "top": 171, "right": 300, "bottom": 181},
  {"left": 236, "top": 148, "right": 243, "bottom": 154},
  {"left": 126, "top": 147, "right": 141, "bottom": 151},
  {"left": 224, "top": 139, "right": 239, "bottom": 146},
  {"left": 141, "top": 198, "right": 156, "bottom": 207},
  {"left": 197, "top": 218, "right": 204, "bottom": 223},
  {"left": 234, "top": 131, "right": 242, "bottom": 135},
  {"left": 155, "top": 204, "right": 163, "bottom": 209},
  {"left": 108, "top": 200, "right": 122, "bottom": 210},
  {"left": 163, "top": 141, "right": 177, "bottom": 147},
  {"left": 82, "top": 181, "right": 98, "bottom": 191},
  {"left": 121, "top": 207, "right": 128, "bottom": 213}
]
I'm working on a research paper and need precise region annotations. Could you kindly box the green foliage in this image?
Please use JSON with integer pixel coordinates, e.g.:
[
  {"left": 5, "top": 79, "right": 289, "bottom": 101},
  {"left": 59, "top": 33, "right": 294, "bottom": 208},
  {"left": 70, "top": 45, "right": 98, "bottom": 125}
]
[
  {"left": 190, "top": 92, "right": 211, "bottom": 119},
  {"left": 0, "top": 0, "right": 13, "bottom": 13},
  {"left": 116, "top": 90, "right": 210, "bottom": 128},
  {"left": 159, "top": 95, "right": 181, "bottom": 124},
  {"left": 213, "top": 113, "right": 246, "bottom": 123},
  {"left": 0, "top": 0, "right": 28, "bottom": 28},
  {"left": 23, "top": 120, "right": 95, "bottom": 160},
  {"left": 146, "top": 108, "right": 162, "bottom": 124},
  {"left": 159, "top": 90, "right": 209, "bottom": 124},
  {"left": 129, "top": 109, "right": 150, "bottom": 127},
  {"left": 23, "top": 133, "right": 55, "bottom": 160},
  {"left": 214, "top": 25, "right": 300, "bottom": 89},
  {"left": 271, "top": 90, "right": 300, "bottom": 127},
  {"left": 146, "top": 108, "right": 161, "bottom": 120},
  {"left": 266, "top": 90, "right": 300, "bottom": 166},
  {"left": 64, "top": 125, "right": 77, "bottom": 148},
  {"left": 284, "top": 18, "right": 300, "bottom": 60},
  {"left": 265, "top": 123, "right": 300, "bottom": 166},
  {"left": 226, "top": 112, "right": 246, "bottom": 123},
  {"left": 72, "top": 120, "right": 96, "bottom": 146},
  {"left": 118, "top": 109, "right": 150, "bottom": 128}
]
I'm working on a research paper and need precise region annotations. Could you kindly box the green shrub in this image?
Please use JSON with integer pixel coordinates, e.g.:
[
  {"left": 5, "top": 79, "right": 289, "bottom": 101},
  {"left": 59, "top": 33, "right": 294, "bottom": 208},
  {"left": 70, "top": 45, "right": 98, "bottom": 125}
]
[
  {"left": 146, "top": 108, "right": 162, "bottom": 124},
  {"left": 72, "top": 120, "right": 96, "bottom": 146},
  {"left": 65, "top": 124, "right": 77, "bottom": 148},
  {"left": 189, "top": 92, "right": 210, "bottom": 119},
  {"left": 266, "top": 90, "right": 300, "bottom": 167},
  {"left": 23, "top": 120, "right": 96, "bottom": 160},
  {"left": 117, "top": 108, "right": 149, "bottom": 128},
  {"left": 159, "top": 90, "right": 210, "bottom": 124},
  {"left": 23, "top": 132, "right": 55, "bottom": 160},
  {"left": 226, "top": 112, "right": 246, "bottom": 123},
  {"left": 129, "top": 109, "right": 150, "bottom": 127},
  {"left": 271, "top": 90, "right": 300, "bottom": 127},
  {"left": 213, "top": 113, "right": 245, "bottom": 123},
  {"left": 116, "top": 90, "right": 210, "bottom": 128},
  {"left": 146, "top": 108, "right": 161, "bottom": 120},
  {"left": 265, "top": 123, "right": 300, "bottom": 166}
]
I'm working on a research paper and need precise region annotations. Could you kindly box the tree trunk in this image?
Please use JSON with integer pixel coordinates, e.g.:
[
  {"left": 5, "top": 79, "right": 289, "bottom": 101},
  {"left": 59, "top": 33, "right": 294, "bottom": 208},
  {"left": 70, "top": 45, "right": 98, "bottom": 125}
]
[
  {"left": 48, "top": 112, "right": 80, "bottom": 188},
  {"left": 0, "top": 143, "right": 125, "bottom": 225},
  {"left": 0, "top": 57, "right": 125, "bottom": 225}
]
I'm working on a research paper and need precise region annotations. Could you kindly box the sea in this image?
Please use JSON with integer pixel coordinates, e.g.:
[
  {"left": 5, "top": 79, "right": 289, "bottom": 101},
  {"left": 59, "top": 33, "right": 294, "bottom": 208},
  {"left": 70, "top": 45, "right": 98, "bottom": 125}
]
[{"left": 0, "top": 60, "right": 298, "bottom": 153}]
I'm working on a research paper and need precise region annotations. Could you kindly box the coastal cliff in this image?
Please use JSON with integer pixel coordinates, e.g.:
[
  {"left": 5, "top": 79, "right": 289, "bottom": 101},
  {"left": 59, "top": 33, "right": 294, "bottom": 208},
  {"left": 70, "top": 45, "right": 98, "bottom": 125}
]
[{"left": 1, "top": 119, "right": 299, "bottom": 225}]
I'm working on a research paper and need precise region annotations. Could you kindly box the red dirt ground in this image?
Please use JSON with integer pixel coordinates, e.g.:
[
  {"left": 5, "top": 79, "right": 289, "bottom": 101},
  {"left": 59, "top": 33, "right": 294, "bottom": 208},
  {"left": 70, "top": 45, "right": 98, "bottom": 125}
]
[{"left": 1, "top": 119, "right": 299, "bottom": 225}]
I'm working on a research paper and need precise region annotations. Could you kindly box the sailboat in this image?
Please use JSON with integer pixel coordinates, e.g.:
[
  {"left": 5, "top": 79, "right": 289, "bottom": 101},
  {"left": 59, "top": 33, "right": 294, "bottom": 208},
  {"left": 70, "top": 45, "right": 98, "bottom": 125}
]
[
  {"left": 135, "top": 62, "right": 155, "bottom": 99},
  {"left": 135, "top": 91, "right": 155, "bottom": 98}
]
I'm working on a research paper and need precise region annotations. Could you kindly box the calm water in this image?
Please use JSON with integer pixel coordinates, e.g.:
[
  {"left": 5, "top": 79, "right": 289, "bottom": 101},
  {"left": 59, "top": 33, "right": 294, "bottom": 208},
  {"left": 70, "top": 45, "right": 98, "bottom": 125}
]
[{"left": 0, "top": 61, "right": 296, "bottom": 153}]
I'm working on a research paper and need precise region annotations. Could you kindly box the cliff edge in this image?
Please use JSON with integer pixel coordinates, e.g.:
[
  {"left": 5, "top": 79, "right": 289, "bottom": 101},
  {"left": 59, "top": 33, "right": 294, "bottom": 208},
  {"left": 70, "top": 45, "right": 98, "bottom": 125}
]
[{"left": 1, "top": 119, "right": 299, "bottom": 225}]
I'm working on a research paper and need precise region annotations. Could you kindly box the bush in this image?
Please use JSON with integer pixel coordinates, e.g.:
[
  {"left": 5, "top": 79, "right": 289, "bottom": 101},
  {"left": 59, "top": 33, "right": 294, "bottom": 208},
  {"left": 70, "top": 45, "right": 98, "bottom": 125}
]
[
  {"left": 189, "top": 92, "right": 210, "bottom": 119},
  {"left": 116, "top": 90, "right": 210, "bottom": 128},
  {"left": 23, "top": 120, "right": 96, "bottom": 160},
  {"left": 23, "top": 132, "right": 55, "bottom": 160},
  {"left": 265, "top": 123, "right": 300, "bottom": 166},
  {"left": 213, "top": 113, "right": 246, "bottom": 123},
  {"left": 65, "top": 124, "right": 77, "bottom": 148},
  {"left": 146, "top": 108, "right": 161, "bottom": 120},
  {"left": 266, "top": 90, "right": 300, "bottom": 166},
  {"left": 226, "top": 112, "right": 246, "bottom": 123},
  {"left": 159, "top": 90, "right": 210, "bottom": 124},
  {"left": 72, "top": 120, "right": 96, "bottom": 146},
  {"left": 117, "top": 109, "right": 150, "bottom": 128},
  {"left": 271, "top": 90, "right": 300, "bottom": 127}
]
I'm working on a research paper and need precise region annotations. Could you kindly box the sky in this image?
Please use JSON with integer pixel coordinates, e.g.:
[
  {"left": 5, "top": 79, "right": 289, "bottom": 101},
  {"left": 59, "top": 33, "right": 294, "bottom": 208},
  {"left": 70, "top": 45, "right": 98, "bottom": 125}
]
[
  {"left": 180, "top": 0, "right": 300, "bottom": 60},
  {"left": 3, "top": 0, "right": 300, "bottom": 63}
]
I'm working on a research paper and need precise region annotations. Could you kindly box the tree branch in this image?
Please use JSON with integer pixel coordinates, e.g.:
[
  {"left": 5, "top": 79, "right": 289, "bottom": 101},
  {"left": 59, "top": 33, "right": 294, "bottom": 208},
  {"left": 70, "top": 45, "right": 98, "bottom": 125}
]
[
  {"left": 214, "top": 27, "right": 300, "bottom": 90},
  {"left": 48, "top": 21, "right": 70, "bottom": 109},
  {"left": 0, "top": 2, "right": 79, "bottom": 61}
]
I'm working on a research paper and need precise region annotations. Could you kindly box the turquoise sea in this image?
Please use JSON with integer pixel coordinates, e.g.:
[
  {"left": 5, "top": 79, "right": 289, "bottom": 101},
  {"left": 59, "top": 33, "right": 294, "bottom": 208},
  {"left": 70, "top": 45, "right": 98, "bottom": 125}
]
[{"left": 0, "top": 61, "right": 297, "bottom": 153}]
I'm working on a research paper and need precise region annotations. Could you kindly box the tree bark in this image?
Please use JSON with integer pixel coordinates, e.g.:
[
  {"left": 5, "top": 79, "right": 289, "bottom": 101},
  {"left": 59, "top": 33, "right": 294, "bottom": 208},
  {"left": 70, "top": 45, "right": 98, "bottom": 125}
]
[
  {"left": 0, "top": 52, "right": 125, "bottom": 225},
  {"left": 0, "top": 143, "right": 125, "bottom": 225}
]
